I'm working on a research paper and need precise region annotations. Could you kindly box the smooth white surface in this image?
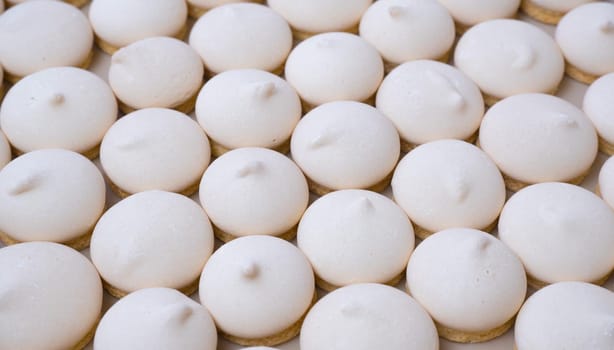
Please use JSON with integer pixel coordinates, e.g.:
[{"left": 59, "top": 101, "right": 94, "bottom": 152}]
[
  {"left": 266, "top": 0, "right": 372, "bottom": 34},
  {"left": 0, "top": 67, "right": 117, "bottom": 154},
  {"left": 498, "top": 182, "right": 614, "bottom": 284},
  {"left": 455, "top": 19, "right": 564, "bottom": 100},
  {"left": 359, "top": 0, "right": 455, "bottom": 64},
  {"left": 109, "top": 37, "right": 204, "bottom": 110},
  {"left": 584, "top": 73, "right": 614, "bottom": 144},
  {"left": 100, "top": 108, "right": 210, "bottom": 194},
  {"left": 89, "top": 0, "right": 187, "bottom": 48},
  {"left": 195, "top": 69, "right": 301, "bottom": 150},
  {"left": 436, "top": 0, "right": 520, "bottom": 27},
  {"left": 515, "top": 281, "right": 614, "bottom": 350},
  {"left": 187, "top": 0, "right": 253, "bottom": 11},
  {"left": 297, "top": 189, "right": 414, "bottom": 287},
  {"left": 284, "top": 32, "right": 384, "bottom": 106},
  {"left": 555, "top": 2, "right": 614, "bottom": 77},
  {"left": 300, "top": 283, "right": 439, "bottom": 350},
  {"left": 189, "top": 3, "right": 292, "bottom": 74},
  {"left": 0, "top": 242, "right": 102, "bottom": 350},
  {"left": 94, "top": 288, "right": 217, "bottom": 350},
  {"left": 0, "top": 149, "right": 106, "bottom": 243},
  {"left": 291, "top": 101, "right": 400, "bottom": 190},
  {"left": 479, "top": 93, "right": 598, "bottom": 184},
  {"left": 392, "top": 140, "right": 506, "bottom": 233},
  {"left": 199, "top": 147, "right": 309, "bottom": 237},
  {"left": 199, "top": 236, "right": 315, "bottom": 339},
  {"left": 0, "top": 0, "right": 93, "bottom": 78},
  {"left": 407, "top": 228, "right": 527, "bottom": 332},
  {"left": 376, "top": 60, "right": 484, "bottom": 145},
  {"left": 90, "top": 191, "right": 214, "bottom": 293}
]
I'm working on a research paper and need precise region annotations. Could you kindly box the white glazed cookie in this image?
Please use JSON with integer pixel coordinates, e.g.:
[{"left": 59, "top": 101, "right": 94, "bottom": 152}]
[
  {"left": 479, "top": 93, "right": 598, "bottom": 190},
  {"left": 498, "top": 182, "right": 614, "bottom": 287},
  {"left": 0, "top": 131, "right": 10, "bottom": 170},
  {"left": 300, "top": 283, "right": 439, "bottom": 350},
  {"left": 0, "top": 242, "right": 102, "bottom": 350},
  {"left": 436, "top": 0, "right": 520, "bottom": 28},
  {"left": 109, "top": 37, "right": 204, "bottom": 113},
  {"left": 284, "top": 32, "right": 384, "bottom": 108},
  {"left": 0, "top": 67, "right": 117, "bottom": 158},
  {"left": 359, "top": 0, "right": 455, "bottom": 66},
  {"left": 599, "top": 156, "right": 614, "bottom": 209},
  {"left": 189, "top": 3, "right": 292, "bottom": 74},
  {"left": 392, "top": 140, "right": 505, "bottom": 237},
  {"left": 521, "top": 0, "right": 595, "bottom": 24},
  {"left": 290, "top": 101, "right": 400, "bottom": 194},
  {"left": 89, "top": 0, "right": 187, "bottom": 53},
  {"left": 94, "top": 288, "right": 217, "bottom": 350},
  {"left": 100, "top": 108, "right": 210, "bottom": 197},
  {"left": 90, "top": 191, "right": 215, "bottom": 297},
  {"left": 0, "top": 0, "right": 93, "bottom": 81},
  {"left": 199, "top": 235, "right": 315, "bottom": 345},
  {"left": 297, "top": 189, "right": 414, "bottom": 290},
  {"left": 454, "top": 19, "right": 564, "bottom": 105},
  {"left": 406, "top": 228, "right": 527, "bottom": 342},
  {"left": 376, "top": 60, "right": 484, "bottom": 147},
  {"left": 267, "top": 0, "right": 372, "bottom": 36},
  {"left": 555, "top": 2, "right": 614, "bottom": 84},
  {"left": 0, "top": 149, "right": 105, "bottom": 249},
  {"left": 515, "top": 281, "right": 614, "bottom": 350},
  {"left": 584, "top": 73, "right": 614, "bottom": 154},
  {"left": 199, "top": 147, "right": 308, "bottom": 241},
  {"left": 195, "top": 69, "right": 301, "bottom": 154}
]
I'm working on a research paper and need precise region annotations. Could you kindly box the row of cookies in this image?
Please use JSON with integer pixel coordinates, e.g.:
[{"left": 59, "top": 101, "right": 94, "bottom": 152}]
[
  {"left": 0, "top": 0, "right": 599, "bottom": 27},
  {"left": 1, "top": 226, "right": 612, "bottom": 349},
  {"left": 0, "top": 65, "right": 613, "bottom": 197},
  {"left": 0, "top": 0, "right": 612, "bottom": 172},
  {"left": 1, "top": 64, "right": 614, "bottom": 223},
  {"left": 1, "top": 1, "right": 613, "bottom": 100},
  {"left": 1, "top": 91, "right": 614, "bottom": 246}
]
